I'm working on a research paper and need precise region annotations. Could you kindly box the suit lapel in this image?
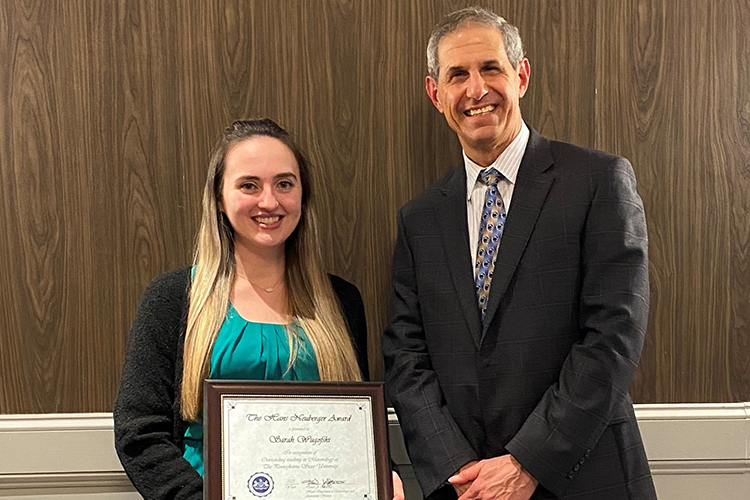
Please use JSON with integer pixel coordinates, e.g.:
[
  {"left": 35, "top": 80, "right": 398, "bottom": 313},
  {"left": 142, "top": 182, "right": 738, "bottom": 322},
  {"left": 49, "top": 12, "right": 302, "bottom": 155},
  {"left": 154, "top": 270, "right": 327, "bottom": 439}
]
[
  {"left": 435, "top": 168, "right": 483, "bottom": 349},
  {"left": 481, "top": 130, "right": 555, "bottom": 339}
]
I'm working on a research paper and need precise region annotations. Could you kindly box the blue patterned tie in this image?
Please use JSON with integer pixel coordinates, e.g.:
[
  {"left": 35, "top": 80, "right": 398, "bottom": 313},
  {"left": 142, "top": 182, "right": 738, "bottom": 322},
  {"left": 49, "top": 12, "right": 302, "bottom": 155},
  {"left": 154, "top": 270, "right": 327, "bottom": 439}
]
[{"left": 474, "top": 168, "right": 507, "bottom": 320}]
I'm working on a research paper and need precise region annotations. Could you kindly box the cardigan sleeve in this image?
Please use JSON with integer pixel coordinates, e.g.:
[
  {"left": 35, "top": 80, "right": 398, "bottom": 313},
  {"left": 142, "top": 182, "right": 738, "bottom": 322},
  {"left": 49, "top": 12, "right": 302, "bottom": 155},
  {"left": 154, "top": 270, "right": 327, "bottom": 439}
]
[
  {"left": 114, "top": 268, "right": 203, "bottom": 500},
  {"left": 329, "top": 274, "right": 370, "bottom": 380}
]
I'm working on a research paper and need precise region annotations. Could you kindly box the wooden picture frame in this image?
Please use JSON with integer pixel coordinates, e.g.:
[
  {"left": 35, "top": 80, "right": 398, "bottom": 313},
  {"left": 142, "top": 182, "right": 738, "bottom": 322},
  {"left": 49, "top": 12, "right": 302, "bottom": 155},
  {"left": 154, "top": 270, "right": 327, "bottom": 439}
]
[{"left": 204, "top": 380, "right": 392, "bottom": 499}]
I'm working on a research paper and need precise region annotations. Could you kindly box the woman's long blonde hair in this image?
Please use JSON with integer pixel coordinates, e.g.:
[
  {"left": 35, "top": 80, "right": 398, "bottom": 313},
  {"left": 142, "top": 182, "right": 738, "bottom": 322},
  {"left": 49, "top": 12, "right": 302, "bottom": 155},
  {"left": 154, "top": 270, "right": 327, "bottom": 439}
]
[{"left": 181, "top": 119, "right": 362, "bottom": 421}]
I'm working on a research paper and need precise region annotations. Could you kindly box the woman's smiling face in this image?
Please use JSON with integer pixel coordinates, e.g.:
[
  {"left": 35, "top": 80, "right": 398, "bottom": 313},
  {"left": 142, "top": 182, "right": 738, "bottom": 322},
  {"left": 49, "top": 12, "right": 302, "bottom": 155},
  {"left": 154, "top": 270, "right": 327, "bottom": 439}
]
[{"left": 220, "top": 135, "right": 302, "bottom": 254}]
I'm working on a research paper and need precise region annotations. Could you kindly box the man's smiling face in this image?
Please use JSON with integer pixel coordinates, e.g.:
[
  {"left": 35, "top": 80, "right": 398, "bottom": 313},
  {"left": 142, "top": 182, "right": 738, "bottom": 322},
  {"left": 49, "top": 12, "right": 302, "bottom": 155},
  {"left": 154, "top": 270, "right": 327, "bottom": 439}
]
[{"left": 426, "top": 23, "right": 530, "bottom": 165}]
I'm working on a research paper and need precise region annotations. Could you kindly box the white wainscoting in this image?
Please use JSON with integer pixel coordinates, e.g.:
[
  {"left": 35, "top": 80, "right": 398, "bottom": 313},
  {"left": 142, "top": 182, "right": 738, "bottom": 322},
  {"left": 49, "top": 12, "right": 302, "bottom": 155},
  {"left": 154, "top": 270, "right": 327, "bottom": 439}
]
[
  {"left": 0, "top": 404, "right": 748, "bottom": 499},
  {"left": 631, "top": 403, "right": 750, "bottom": 499},
  {"left": 0, "top": 413, "right": 139, "bottom": 499}
]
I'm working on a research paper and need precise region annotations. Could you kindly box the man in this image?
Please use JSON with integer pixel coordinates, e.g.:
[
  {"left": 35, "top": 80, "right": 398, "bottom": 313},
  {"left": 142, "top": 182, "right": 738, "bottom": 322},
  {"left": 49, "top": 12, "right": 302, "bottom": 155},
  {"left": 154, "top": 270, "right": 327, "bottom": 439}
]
[{"left": 382, "top": 7, "right": 656, "bottom": 500}]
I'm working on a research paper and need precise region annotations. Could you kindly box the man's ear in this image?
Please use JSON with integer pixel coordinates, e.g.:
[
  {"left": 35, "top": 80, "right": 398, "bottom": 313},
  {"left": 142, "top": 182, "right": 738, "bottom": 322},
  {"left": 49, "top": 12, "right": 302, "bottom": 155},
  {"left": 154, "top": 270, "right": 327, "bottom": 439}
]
[
  {"left": 425, "top": 75, "right": 444, "bottom": 113},
  {"left": 517, "top": 58, "right": 531, "bottom": 98}
]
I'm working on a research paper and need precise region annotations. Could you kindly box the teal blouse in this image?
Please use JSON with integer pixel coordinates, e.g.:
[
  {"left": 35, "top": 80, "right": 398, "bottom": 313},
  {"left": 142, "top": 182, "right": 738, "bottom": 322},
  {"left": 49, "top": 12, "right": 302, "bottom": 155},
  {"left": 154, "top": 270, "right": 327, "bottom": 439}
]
[{"left": 182, "top": 303, "right": 319, "bottom": 476}]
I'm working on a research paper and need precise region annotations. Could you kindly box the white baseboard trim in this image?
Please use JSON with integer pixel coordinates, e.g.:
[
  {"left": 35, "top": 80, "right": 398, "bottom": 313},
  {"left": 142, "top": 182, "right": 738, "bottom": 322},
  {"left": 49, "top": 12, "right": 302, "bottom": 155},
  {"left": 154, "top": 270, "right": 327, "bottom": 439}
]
[
  {"left": 0, "top": 472, "right": 133, "bottom": 490},
  {"left": 648, "top": 459, "right": 748, "bottom": 475},
  {"left": 0, "top": 412, "right": 115, "bottom": 432},
  {"left": 1, "top": 403, "right": 748, "bottom": 497},
  {"left": 633, "top": 402, "right": 750, "bottom": 475},
  {"left": 0, "top": 412, "right": 127, "bottom": 493}
]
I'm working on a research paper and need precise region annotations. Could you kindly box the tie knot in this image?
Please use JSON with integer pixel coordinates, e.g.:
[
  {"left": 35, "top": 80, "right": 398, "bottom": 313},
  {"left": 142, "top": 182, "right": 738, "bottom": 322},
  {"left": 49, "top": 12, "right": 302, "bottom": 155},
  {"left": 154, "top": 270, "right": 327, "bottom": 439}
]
[{"left": 479, "top": 167, "right": 501, "bottom": 187}]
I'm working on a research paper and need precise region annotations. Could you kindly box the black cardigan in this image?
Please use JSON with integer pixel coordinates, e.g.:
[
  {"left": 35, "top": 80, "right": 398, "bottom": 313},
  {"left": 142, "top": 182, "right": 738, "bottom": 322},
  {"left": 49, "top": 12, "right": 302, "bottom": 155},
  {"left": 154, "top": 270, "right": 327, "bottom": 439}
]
[{"left": 113, "top": 267, "right": 369, "bottom": 500}]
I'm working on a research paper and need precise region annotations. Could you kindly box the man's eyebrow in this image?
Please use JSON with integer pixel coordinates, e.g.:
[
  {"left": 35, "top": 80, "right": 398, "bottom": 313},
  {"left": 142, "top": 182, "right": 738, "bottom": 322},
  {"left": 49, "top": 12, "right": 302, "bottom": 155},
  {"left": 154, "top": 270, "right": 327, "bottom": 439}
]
[
  {"left": 445, "top": 64, "right": 467, "bottom": 75},
  {"left": 444, "top": 59, "right": 503, "bottom": 76}
]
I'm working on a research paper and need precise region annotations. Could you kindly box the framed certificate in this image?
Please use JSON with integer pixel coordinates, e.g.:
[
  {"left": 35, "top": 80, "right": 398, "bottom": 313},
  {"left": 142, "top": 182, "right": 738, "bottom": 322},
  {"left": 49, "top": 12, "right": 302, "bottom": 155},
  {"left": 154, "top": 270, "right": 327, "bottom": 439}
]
[{"left": 204, "top": 380, "right": 393, "bottom": 499}]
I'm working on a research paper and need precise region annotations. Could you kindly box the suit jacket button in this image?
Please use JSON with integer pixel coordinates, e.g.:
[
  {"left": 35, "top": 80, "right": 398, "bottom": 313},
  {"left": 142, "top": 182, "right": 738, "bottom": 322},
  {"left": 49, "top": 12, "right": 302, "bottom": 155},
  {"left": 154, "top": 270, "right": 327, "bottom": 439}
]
[
  {"left": 573, "top": 464, "right": 580, "bottom": 472},
  {"left": 585, "top": 449, "right": 591, "bottom": 457},
  {"left": 567, "top": 471, "right": 575, "bottom": 479}
]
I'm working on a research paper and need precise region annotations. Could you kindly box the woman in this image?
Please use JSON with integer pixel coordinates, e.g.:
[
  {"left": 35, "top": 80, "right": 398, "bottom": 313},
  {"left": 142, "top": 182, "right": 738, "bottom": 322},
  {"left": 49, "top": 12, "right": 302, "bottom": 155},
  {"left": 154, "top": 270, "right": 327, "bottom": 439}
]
[{"left": 114, "top": 119, "right": 403, "bottom": 499}]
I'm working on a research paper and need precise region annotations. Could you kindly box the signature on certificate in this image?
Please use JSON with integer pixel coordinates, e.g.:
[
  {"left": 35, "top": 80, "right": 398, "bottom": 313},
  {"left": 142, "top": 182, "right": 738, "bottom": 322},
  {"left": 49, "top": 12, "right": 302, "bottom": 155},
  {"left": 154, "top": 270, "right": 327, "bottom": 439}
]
[{"left": 301, "top": 478, "right": 346, "bottom": 488}]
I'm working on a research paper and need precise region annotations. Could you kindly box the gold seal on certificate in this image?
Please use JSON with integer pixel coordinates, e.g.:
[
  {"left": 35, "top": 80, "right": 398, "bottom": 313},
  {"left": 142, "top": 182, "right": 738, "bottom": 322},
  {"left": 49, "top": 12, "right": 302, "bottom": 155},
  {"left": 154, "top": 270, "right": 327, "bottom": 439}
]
[{"left": 204, "top": 381, "right": 392, "bottom": 499}]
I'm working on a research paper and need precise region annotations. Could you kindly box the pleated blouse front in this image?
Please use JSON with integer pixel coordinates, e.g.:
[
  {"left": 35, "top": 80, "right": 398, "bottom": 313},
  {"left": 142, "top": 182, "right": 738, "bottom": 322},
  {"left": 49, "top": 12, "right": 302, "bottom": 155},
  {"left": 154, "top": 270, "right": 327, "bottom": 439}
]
[{"left": 182, "top": 303, "right": 319, "bottom": 476}]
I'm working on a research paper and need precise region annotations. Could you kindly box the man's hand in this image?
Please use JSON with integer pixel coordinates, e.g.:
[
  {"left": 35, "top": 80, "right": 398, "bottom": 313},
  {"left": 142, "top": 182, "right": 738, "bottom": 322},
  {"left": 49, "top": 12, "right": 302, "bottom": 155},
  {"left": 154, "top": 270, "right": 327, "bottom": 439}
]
[
  {"left": 452, "top": 460, "right": 479, "bottom": 497},
  {"left": 448, "top": 455, "right": 537, "bottom": 500}
]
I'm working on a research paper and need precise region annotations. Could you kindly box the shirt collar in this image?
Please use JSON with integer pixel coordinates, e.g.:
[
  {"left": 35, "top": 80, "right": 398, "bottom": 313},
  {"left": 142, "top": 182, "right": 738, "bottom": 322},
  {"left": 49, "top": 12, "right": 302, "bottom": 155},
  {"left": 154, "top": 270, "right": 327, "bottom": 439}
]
[{"left": 463, "top": 121, "right": 529, "bottom": 201}]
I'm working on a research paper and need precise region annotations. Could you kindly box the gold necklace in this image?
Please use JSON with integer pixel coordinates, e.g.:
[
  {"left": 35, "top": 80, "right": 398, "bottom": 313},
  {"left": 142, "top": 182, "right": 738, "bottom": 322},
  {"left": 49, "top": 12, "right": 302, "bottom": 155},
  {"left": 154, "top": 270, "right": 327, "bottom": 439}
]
[{"left": 236, "top": 271, "right": 283, "bottom": 293}]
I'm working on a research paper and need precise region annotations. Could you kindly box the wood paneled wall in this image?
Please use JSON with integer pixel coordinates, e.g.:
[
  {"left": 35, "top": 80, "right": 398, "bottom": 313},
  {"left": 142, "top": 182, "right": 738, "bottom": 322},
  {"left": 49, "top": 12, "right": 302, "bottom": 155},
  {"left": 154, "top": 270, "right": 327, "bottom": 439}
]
[
  {"left": 595, "top": 0, "right": 750, "bottom": 402},
  {"left": 1, "top": 0, "right": 748, "bottom": 413}
]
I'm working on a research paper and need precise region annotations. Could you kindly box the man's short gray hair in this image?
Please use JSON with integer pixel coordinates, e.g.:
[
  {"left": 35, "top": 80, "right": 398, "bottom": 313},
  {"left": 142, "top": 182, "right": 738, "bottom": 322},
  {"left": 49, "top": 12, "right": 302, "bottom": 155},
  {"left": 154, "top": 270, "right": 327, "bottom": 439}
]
[{"left": 426, "top": 6, "right": 525, "bottom": 80}]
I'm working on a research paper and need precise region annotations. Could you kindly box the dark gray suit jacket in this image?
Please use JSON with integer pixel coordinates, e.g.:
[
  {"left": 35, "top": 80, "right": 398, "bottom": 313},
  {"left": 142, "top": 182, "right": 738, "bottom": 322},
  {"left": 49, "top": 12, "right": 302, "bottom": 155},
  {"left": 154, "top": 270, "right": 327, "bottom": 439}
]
[{"left": 382, "top": 129, "right": 656, "bottom": 499}]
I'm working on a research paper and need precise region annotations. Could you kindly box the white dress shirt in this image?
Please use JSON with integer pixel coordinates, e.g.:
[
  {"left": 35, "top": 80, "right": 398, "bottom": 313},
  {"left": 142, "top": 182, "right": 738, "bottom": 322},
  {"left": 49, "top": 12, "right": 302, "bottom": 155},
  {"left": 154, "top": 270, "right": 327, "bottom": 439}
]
[{"left": 465, "top": 122, "right": 530, "bottom": 275}]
